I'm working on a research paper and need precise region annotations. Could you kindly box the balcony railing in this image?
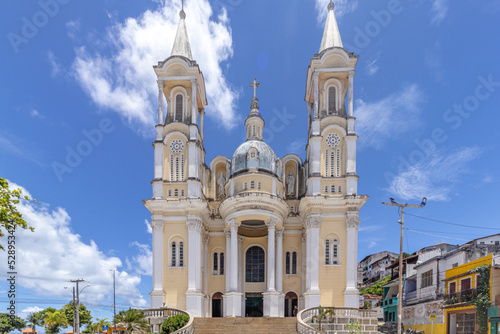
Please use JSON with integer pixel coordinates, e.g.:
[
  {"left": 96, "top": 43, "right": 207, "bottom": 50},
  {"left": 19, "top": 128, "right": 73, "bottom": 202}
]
[
  {"left": 444, "top": 289, "right": 477, "bottom": 305},
  {"left": 381, "top": 297, "right": 398, "bottom": 307},
  {"left": 405, "top": 291, "right": 417, "bottom": 300}
]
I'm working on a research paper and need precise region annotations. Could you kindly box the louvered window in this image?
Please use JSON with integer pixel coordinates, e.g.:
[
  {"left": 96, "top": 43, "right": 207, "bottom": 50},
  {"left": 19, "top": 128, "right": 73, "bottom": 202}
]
[
  {"left": 328, "top": 86, "right": 336, "bottom": 114},
  {"left": 175, "top": 94, "right": 183, "bottom": 121}
]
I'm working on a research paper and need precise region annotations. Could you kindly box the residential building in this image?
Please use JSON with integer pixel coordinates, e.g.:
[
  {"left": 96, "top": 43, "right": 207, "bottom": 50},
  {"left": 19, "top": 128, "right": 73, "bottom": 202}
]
[
  {"left": 145, "top": 2, "right": 368, "bottom": 318},
  {"left": 444, "top": 254, "right": 500, "bottom": 334},
  {"left": 358, "top": 251, "right": 397, "bottom": 284}
]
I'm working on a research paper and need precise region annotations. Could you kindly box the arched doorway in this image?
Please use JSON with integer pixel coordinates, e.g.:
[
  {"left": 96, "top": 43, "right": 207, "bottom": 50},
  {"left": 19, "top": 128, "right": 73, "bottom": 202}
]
[
  {"left": 284, "top": 291, "right": 298, "bottom": 317},
  {"left": 245, "top": 246, "right": 265, "bottom": 317},
  {"left": 212, "top": 292, "right": 223, "bottom": 317}
]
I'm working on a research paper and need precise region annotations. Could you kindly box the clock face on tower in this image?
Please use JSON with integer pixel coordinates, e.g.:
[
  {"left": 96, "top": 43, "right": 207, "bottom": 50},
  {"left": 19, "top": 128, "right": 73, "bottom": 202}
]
[
  {"left": 325, "top": 133, "right": 341, "bottom": 148},
  {"left": 169, "top": 139, "right": 184, "bottom": 153}
]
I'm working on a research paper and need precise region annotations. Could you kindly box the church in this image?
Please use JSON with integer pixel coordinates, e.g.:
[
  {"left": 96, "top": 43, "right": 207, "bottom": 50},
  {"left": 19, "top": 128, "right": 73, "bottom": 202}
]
[{"left": 144, "top": 1, "right": 367, "bottom": 318}]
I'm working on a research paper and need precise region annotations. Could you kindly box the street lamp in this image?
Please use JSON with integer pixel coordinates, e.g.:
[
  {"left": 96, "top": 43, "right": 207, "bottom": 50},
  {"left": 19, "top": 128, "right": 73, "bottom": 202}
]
[
  {"left": 69, "top": 280, "right": 91, "bottom": 334},
  {"left": 381, "top": 197, "right": 426, "bottom": 334}
]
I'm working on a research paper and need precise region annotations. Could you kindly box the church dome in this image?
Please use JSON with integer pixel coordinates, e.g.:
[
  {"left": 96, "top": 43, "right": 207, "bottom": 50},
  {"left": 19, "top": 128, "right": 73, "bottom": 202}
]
[{"left": 230, "top": 140, "right": 281, "bottom": 178}]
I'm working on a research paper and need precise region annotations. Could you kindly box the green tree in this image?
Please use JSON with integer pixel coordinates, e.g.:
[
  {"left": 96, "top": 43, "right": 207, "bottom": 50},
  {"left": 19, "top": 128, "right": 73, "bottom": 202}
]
[
  {"left": 114, "top": 309, "right": 148, "bottom": 334},
  {"left": 43, "top": 310, "right": 68, "bottom": 334},
  {"left": 0, "top": 313, "right": 26, "bottom": 334},
  {"left": 311, "top": 306, "right": 335, "bottom": 331},
  {"left": 360, "top": 274, "right": 391, "bottom": 296},
  {"left": 0, "top": 178, "right": 37, "bottom": 250},
  {"left": 346, "top": 320, "right": 362, "bottom": 334},
  {"left": 26, "top": 312, "right": 44, "bottom": 332},
  {"left": 60, "top": 303, "right": 92, "bottom": 329}
]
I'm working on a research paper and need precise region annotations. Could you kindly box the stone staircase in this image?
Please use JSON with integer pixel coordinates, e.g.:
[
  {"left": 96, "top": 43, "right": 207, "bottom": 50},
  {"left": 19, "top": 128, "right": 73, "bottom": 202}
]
[{"left": 193, "top": 317, "right": 297, "bottom": 333}]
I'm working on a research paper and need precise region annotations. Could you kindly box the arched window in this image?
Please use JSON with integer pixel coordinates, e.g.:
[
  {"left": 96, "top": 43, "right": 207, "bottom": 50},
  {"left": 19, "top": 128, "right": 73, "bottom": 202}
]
[
  {"left": 285, "top": 252, "right": 291, "bottom": 275},
  {"left": 328, "top": 86, "right": 337, "bottom": 114},
  {"left": 325, "top": 150, "right": 328, "bottom": 176},
  {"left": 220, "top": 252, "right": 225, "bottom": 275},
  {"left": 181, "top": 189, "right": 184, "bottom": 196},
  {"left": 179, "top": 242, "right": 184, "bottom": 266},
  {"left": 258, "top": 182, "right": 262, "bottom": 190},
  {"left": 246, "top": 246, "right": 265, "bottom": 282},
  {"left": 244, "top": 183, "right": 248, "bottom": 190},
  {"left": 325, "top": 237, "right": 340, "bottom": 265},
  {"left": 331, "top": 185, "right": 336, "bottom": 193},
  {"left": 174, "top": 189, "right": 178, "bottom": 196},
  {"left": 175, "top": 94, "right": 183, "bottom": 121},
  {"left": 336, "top": 149, "right": 341, "bottom": 177},
  {"left": 338, "top": 186, "right": 342, "bottom": 193},
  {"left": 170, "top": 156, "right": 174, "bottom": 181},
  {"left": 252, "top": 125, "right": 256, "bottom": 137},
  {"left": 168, "top": 190, "right": 172, "bottom": 196},
  {"left": 325, "top": 186, "right": 328, "bottom": 193},
  {"left": 181, "top": 155, "right": 185, "bottom": 181},
  {"left": 250, "top": 181, "right": 255, "bottom": 189},
  {"left": 213, "top": 252, "right": 218, "bottom": 274},
  {"left": 171, "top": 242, "right": 177, "bottom": 267},
  {"left": 325, "top": 239, "right": 330, "bottom": 265},
  {"left": 292, "top": 252, "right": 297, "bottom": 274}
]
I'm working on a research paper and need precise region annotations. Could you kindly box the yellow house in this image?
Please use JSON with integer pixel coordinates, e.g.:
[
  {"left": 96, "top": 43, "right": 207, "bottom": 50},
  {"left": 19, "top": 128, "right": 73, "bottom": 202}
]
[
  {"left": 143, "top": 1, "right": 368, "bottom": 318},
  {"left": 444, "top": 254, "right": 500, "bottom": 334}
]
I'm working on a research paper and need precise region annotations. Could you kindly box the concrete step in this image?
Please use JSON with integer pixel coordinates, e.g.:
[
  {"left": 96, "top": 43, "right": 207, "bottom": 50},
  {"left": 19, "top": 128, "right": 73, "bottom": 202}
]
[{"left": 193, "top": 317, "right": 297, "bottom": 334}]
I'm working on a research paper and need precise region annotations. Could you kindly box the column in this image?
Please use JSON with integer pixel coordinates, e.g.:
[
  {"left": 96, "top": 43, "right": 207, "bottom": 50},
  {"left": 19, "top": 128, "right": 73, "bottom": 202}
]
[
  {"left": 345, "top": 216, "right": 360, "bottom": 308},
  {"left": 204, "top": 235, "right": 210, "bottom": 317},
  {"left": 313, "top": 73, "right": 319, "bottom": 119},
  {"left": 266, "top": 220, "right": 276, "bottom": 292},
  {"left": 304, "top": 216, "right": 321, "bottom": 309},
  {"left": 348, "top": 71, "right": 354, "bottom": 118},
  {"left": 153, "top": 140, "right": 163, "bottom": 198},
  {"left": 191, "top": 79, "right": 198, "bottom": 125},
  {"left": 200, "top": 108, "right": 205, "bottom": 141},
  {"left": 224, "top": 229, "right": 231, "bottom": 293},
  {"left": 229, "top": 220, "right": 240, "bottom": 292},
  {"left": 186, "top": 217, "right": 203, "bottom": 316},
  {"left": 151, "top": 220, "right": 164, "bottom": 308},
  {"left": 226, "top": 220, "right": 242, "bottom": 317},
  {"left": 238, "top": 236, "right": 244, "bottom": 293},
  {"left": 157, "top": 80, "right": 164, "bottom": 125},
  {"left": 275, "top": 228, "right": 284, "bottom": 293},
  {"left": 300, "top": 232, "right": 306, "bottom": 310}
]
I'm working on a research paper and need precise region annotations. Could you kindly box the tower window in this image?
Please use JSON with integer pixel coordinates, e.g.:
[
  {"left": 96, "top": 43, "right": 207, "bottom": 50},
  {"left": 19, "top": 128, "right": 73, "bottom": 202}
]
[
  {"left": 213, "top": 252, "right": 218, "bottom": 274},
  {"left": 168, "top": 190, "right": 172, "bottom": 196},
  {"left": 338, "top": 186, "right": 342, "bottom": 193},
  {"left": 174, "top": 189, "right": 178, "bottom": 196},
  {"left": 252, "top": 125, "right": 256, "bottom": 137},
  {"left": 325, "top": 150, "right": 329, "bottom": 176},
  {"left": 171, "top": 242, "right": 176, "bottom": 267},
  {"left": 328, "top": 86, "right": 337, "bottom": 114},
  {"left": 181, "top": 155, "right": 185, "bottom": 181},
  {"left": 170, "top": 156, "right": 174, "bottom": 181},
  {"left": 251, "top": 181, "right": 255, "bottom": 189},
  {"left": 175, "top": 157, "right": 179, "bottom": 181},
  {"left": 181, "top": 189, "right": 184, "bottom": 196},
  {"left": 325, "top": 186, "right": 328, "bottom": 193},
  {"left": 336, "top": 149, "right": 341, "bottom": 177},
  {"left": 175, "top": 94, "right": 183, "bottom": 121},
  {"left": 330, "top": 151, "right": 335, "bottom": 177},
  {"left": 220, "top": 252, "right": 225, "bottom": 275},
  {"left": 179, "top": 242, "right": 184, "bottom": 266},
  {"left": 258, "top": 182, "right": 262, "bottom": 190},
  {"left": 325, "top": 239, "right": 330, "bottom": 265},
  {"left": 331, "top": 185, "right": 335, "bottom": 193},
  {"left": 244, "top": 183, "right": 248, "bottom": 190},
  {"left": 292, "top": 252, "right": 297, "bottom": 274},
  {"left": 285, "top": 252, "right": 291, "bottom": 275},
  {"left": 325, "top": 238, "right": 340, "bottom": 265}
]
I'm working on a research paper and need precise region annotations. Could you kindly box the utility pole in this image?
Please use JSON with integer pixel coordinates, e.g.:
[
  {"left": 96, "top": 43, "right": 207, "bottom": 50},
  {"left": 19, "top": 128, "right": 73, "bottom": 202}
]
[
  {"left": 72, "top": 287, "right": 76, "bottom": 333},
  {"left": 382, "top": 197, "right": 426, "bottom": 334},
  {"left": 70, "top": 279, "right": 86, "bottom": 334},
  {"left": 111, "top": 270, "right": 117, "bottom": 333}
]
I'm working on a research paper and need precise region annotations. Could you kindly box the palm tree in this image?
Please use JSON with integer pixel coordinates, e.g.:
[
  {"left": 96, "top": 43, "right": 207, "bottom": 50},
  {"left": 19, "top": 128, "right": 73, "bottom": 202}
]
[
  {"left": 114, "top": 309, "right": 148, "bottom": 334},
  {"left": 26, "top": 313, "right": 43, "bottom": 332},
  {"left": 44, "top": 311, "right": 69, "bottom": 333},
  {"left": 311, "top": 306, "right": 335, "bottom": 331},
  {"left": 91, "top": 318, "right": 111, "bottom": 334}
]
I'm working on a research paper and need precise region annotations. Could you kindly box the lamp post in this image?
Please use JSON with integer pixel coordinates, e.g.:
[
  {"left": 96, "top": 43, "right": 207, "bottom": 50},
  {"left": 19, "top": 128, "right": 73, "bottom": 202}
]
[
  {"left": 64, "top": 287, "right": 76, "bottom": 332},
  {"left": 382, "top": 197, "right": 426, "bottom": 334},
  {"left": 70, "top": 279, "right": 91, "bottom": 334}
]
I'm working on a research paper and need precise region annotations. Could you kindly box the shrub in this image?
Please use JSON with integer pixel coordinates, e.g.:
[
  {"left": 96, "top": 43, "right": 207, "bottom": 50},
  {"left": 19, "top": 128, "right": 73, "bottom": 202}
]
[{"left": 161, "top": 314, "right": 189, "bottom": 334}]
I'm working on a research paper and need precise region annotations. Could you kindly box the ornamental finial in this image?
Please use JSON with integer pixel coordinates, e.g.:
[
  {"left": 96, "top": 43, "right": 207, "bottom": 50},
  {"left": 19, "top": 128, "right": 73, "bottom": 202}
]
[
  {"left": 328, "top": 0, "right": 334, "bottom": 11},
  {"left": 180, "top": 0, "right": 186, "bottom": 19}
]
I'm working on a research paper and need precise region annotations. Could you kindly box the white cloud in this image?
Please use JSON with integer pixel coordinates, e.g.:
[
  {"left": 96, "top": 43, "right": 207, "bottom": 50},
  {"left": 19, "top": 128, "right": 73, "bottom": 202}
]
[
  {"left": 358, "top": 224, "right": 383, "bottom": 233},
  {"left": 144, "top": 219, "right": 152, "bottom": 234},
  {"left": 128, "top": 242, "right": 152, "bottom": 276},
  {"left": 0, "top": 181, "right": 147, "bottom": 308},
  {"left": 30, "top": 109, "right": 43, "bottom": 118},
  {"left": 368, "top": 241, "right": 377, "bottom": 249},
  {"left": 386, "top": 147, "right": 483, "bottom": 202},
  {"left": 314, "top": 0, "right": 358, "bottom": 23},
  {"left": 72, "top": 0, "right": 238, "bottom": 134},
  {"left": 474, "top": 174, "right": 499, "bottom": 189},
  {"left": 365, "top": 52, "right": 380, "bottom": 76},
  {"left": 0, "top": 133, "right": 44, "bottom": 166},
  {"left": 19, "top": 306, "right": 43, "bottom": 320},
  {"left": 356, "top": 84, "right": 424, "bottom": 149},
  {"left": 47, "top": 51, "right": 62, "bottom": 78},
  {"left": 431, "top": 0, "right": 448, "bottom": 24}
]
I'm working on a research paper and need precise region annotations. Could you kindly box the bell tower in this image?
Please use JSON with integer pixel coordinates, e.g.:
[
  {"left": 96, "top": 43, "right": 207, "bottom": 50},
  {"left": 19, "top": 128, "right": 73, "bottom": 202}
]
[{"left": 302, "top": 0, "right": 367, "bottom": 309}]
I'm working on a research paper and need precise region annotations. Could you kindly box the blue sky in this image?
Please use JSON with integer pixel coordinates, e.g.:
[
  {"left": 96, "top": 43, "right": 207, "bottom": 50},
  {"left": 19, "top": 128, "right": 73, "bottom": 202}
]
[{"left": 1, "top": 0, "right": 500, "bottom": 323}]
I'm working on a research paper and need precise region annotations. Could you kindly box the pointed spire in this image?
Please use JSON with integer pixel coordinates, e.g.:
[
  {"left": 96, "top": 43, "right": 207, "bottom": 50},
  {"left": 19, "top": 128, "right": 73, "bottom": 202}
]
[
  {"left": 171, "top": 0, "right": 192, "bottom": 60},
  {"left": 319, "top": 0, "right": 343, "bottom": 52}
]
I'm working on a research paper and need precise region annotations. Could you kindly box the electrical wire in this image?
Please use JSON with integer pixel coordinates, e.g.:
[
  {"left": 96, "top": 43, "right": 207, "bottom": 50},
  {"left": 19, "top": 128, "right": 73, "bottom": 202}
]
[
  {"left": 404, "top": 228, "right": 468, "bottom": 241},
  {"left": 406, "top": 212, "right": 500, "bottom": 231}
]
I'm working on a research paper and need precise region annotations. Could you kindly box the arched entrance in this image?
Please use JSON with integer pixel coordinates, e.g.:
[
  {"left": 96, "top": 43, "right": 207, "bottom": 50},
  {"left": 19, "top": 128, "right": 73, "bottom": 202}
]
[
  {"left": 212, "top": 292, "right": 223, "bottom": 317},
  {"left": 245, "top": 246, "right": 265, "bottom": 317},
  {"left": 284, "top": 291, "right": 298, "bottom": 317}
]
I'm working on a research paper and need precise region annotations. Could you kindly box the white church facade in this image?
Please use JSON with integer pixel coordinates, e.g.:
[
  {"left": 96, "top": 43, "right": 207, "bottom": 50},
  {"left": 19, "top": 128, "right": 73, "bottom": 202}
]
[{"left": 145, "top": 1, "right": 368, "bottom": 318}]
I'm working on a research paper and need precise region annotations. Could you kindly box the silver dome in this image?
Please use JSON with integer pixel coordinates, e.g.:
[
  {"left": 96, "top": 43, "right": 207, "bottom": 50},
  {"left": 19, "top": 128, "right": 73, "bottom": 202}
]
[{"left": 230, "top": 140, "right": 281, "bottom": 178}]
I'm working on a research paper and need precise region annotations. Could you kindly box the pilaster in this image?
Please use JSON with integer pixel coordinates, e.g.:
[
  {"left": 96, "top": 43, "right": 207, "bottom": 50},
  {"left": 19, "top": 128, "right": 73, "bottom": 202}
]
[
  {"left": 344, "top": 215, "right": 360, "bottom": 308},
  {"left": 150, "top": 220, "right": 164, "bottom": 308},
  {"left": 186, "top": 216, "right": 203, "bottom": 316}
]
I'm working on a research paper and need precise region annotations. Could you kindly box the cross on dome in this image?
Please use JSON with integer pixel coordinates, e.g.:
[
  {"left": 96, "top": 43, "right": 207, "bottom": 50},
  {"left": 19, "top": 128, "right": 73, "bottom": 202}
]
[{"left": 250, "top": 78, "right": 260, "bottom": 99}]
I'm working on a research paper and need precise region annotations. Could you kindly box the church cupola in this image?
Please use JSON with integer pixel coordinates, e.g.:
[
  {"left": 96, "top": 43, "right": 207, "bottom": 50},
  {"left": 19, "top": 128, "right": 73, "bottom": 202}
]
[
  {"left": 245, "top": 78, "right": 265, "bottom": 141},
  {"left": 319, "top": 0, "right": 343, "bottom": 52}
]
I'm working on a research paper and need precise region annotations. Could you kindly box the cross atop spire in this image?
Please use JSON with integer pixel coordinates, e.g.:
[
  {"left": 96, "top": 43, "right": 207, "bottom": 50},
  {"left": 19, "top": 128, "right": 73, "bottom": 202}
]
[{"left": 250, "top": 78, "right": 260, "bottom": 99}]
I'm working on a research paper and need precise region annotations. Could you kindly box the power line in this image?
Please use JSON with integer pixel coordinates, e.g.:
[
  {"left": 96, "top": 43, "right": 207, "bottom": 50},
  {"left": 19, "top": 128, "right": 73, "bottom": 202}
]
[
  {"left": 404, "top": 228, "right": 468, "bottom": 241},
  {"left": 406, "top": 212, "right": 500, "bottom": 231}
]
